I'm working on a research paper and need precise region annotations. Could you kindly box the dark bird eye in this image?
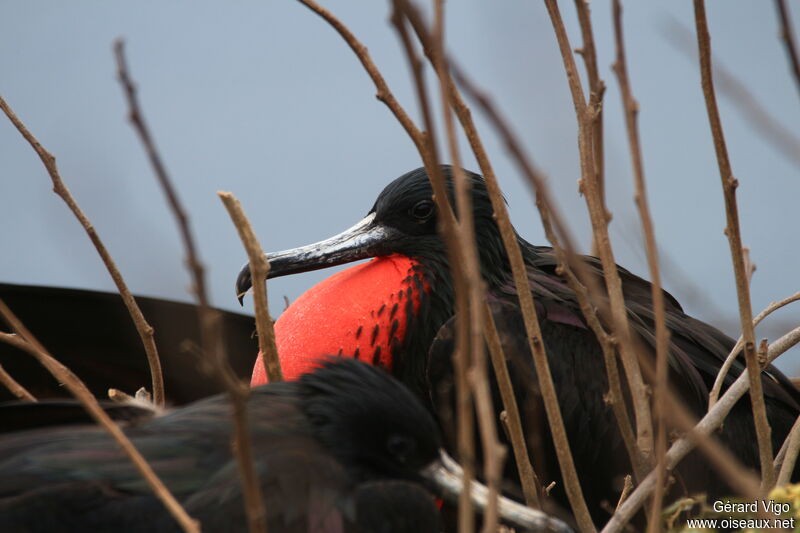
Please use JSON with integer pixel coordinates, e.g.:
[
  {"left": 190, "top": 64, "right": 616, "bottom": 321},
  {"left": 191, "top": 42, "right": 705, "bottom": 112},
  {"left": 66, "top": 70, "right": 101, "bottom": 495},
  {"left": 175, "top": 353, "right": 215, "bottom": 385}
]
[
  {"left": 410, "top": 200, "right": 434, "bottom": 221},
  {"left": 387, "top": 434, "right": 416, "bottom": 463}
]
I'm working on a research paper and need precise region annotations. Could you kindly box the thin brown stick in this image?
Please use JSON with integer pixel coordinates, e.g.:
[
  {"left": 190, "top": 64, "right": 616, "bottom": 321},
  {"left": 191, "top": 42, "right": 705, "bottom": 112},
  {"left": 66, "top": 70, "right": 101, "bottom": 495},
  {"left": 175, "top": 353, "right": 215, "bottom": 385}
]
[
  {"left": 114, "top": 41, "right": 267, "bottom": 533},
  {"left": 776, "top": 415, "right": 800, "bottom": 486},
  {"left": 609, "top": 1, "right": 670, "bottom": 529},
  {"left": 400, "top": 7, "right": 596, "bottom": 531},
  {"left": 446, "top": 35, "right": 769, "bottom": 526},
  {"left": 483, "top": 303, "right": 542, "bottom": 508},
  {"left": 294, "top": 3, "right": 486, "bottom": 531},
  {"left": 427, "top": 8, "right": 543, "bottom": 507},
  {"left": 443, "top": 56, "right": 643, "bottom": 482},
  {"left": 388, "top": 7, "right": 477, "bottom": 532},
  {"left": 775, "top": 0, "right": 800, "bottom": 99},
  {"left": 0, "top": 362, "right": 36, "bottom": 401},
  {"left": 543, "top": 0, "right": 654, "bottom": 465},
  {"left": 573, "top": 0, "right": 606, "bottom": 257},
  {"left": 429, "top": 2, "right": 509, "bottom": 530},
  {"left": 295, "top": 0, "right": 425, "bottom": 154},
  {"left": 601, "top": 323, "right": 800, "bottom": 533},
  {"left": 0, "top": 302, "right": 199, "bottom": 532},
  {"left": 461, "top": 114, "right": 598, "bottom": 533},
  {"left": 108, "top": 388, "right": 135, "bottom": 403},
  {"left": 218, "top": 192, "right": 282, "bottom": 383},
  {"left": 430, "top": 7, "right": 545, "bottom": 506},
  {"left": 0, "top": 95, "right": 165, "bottom": 408},
  {"left": 614, "top": 475, "right": 633, "bottom": 513},
  {"left": 660, "top": 379, "right": 761, "bottom": 499},
  {"left": 709, "top": 291, "right": 800, "bottom": 406},
  {"left": 693, "top": 0, "right": 774, "bottom": 489}
]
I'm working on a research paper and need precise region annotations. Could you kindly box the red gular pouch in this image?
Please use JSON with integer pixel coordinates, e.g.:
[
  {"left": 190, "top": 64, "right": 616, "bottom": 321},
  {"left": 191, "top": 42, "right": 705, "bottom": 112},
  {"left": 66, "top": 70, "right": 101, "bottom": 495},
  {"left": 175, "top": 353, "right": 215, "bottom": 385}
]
[{"left": 251, "top": 254, "right": 427, "bottom": 384}]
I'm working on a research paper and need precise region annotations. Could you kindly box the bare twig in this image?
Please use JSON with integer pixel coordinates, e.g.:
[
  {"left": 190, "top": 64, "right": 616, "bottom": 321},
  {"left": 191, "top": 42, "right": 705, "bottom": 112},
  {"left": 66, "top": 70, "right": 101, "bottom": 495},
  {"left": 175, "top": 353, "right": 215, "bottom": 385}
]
[
  {"left": 431, "top": 11, "right": 541, "bottom": 510},
  {"left": 614, "top": 475, "right": 633, "bottom": 513},
  {"left": 601, "top": 323, "right": 800, "bottom": 533},
  {"left": 429, "top": 2, "right": 511, "bottom": 530},
  {"left": 444, "top": 56, "right": 643, "bottom": 483},
  {"left": 610, "top": 1, "right": 670, "bottom": 528},
  {"left": 0, "top": 95, "right": 165, "bottom": 408},
  {"left": 709, "top": 291, "right": 800, "bottom": 407},
  {"left": 431, "top": 9, "right": 545, "bottom": 508},
  {"left": 0, "top": 302, "right": 198, "bottom": 532},
  {"left": 218, "top": 192, "right": 282, "bottom": 383},
  {"left": 544, "top": 0, "right": 654, "bottom": 465},
  {"left": 108, "top": 388, "right": 135, "bottom": 403},
  {"left": 775, "top": 0, "right": 800, "bottom": 99},
  {"left": 388, "top": 6, "right": 478, "bottom": 532},
  {"left": 693, "top": 0, "right": 774, "bottom": 488},
  {"left": 0, "top": 361, "right": 36, "bottom": 401},
  {"left": 295, "top": 0, "right": 425, "bottom": 153},
  {"left": 573, "top": 0, "right": 606, "bottom": 257},
  {"left": 400, "top": 5, "right": 596, "bottom": 530},
  {"left": 114, "top": 41, "right": 267, "bottom": 533},
  {"left": 483, "top": 303, "right": 542, "bottom": 508},
  {"left": 293, "top": 5, "right": 482, "bottom": 531},
  {"left": 776, "top": 415, "right": 800, "bottom": 486}
]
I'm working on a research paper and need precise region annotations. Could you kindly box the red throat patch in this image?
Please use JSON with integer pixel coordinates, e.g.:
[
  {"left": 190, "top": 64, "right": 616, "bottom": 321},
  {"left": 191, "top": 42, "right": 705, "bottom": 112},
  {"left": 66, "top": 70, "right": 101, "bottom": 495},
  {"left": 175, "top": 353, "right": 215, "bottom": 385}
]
[{"left": 251, "top": 254, "right": 426, "bottom": 385}]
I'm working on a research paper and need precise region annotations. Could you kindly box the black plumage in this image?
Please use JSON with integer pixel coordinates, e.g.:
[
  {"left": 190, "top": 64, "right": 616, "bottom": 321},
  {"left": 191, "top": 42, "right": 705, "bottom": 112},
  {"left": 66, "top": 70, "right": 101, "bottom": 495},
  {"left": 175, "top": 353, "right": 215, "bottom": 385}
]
[
  {"left": 0, "top": 283, "right": 258, "bottom": 404},
  {"left": 0, "top": 358, "right": 440, "bottom": 533},
  {"left": 237, "top": 166, "right": 800, "bottom": 525}
]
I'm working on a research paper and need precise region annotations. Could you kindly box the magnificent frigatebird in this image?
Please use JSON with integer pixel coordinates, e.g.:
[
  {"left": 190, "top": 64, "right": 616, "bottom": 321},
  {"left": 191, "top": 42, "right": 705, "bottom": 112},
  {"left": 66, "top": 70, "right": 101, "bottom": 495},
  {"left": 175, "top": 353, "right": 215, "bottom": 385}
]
[
  {"left": 236, "top": 166, "right": 800, "bottom": 524},
  {"left": 0, "top": 357, "right": 572, "bottom": 533}
]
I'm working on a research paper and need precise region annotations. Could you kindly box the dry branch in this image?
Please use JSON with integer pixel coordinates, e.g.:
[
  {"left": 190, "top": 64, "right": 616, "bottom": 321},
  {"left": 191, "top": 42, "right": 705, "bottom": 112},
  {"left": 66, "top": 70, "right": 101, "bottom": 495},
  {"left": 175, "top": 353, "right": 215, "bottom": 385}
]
[
  {"left": 692, "top": 0, "right": 774, "bottom": 489},
  {"left": 543, "top": 0, "right": 654, "bottom": 466},
  {"left": 419, "top": 4, "right": 542, "bottom": 509},
  {"left": 573, "top": 0, "right": 606, "bottom": 257},
  {"left": 0, "top": 302, "right": 199, "bottom": 533},
  {"left": 114, "top": 41, "right": 267, "bottom": 533},
  {"left": 776, "top": 415, "right": 800, "bottom": 486},
  {"left": 398, "top": 5, "right": 597, "bottom": 530},
  {"left": 483, "top": 303, "right": 542, "bottom": 508},
  {"left": 602, "top": 323, "right": 800, "bottom": 532},
  {"left": 444, "top": 54, "right": 643, "bottom": 485},
  {"left": 292, "top": 5, "right": 484, "bottom": 530},
  {"left": 0, "top": 95, "right": 165, "bottom": 407},
  {"left": 218, "top": 192, "right": 282, "bottom": 383},
  {"left": 609, "top": 1, "right": 670, "bottom": 528},
  {"left": 709, "top": 291, "right": 800, "bottom": 407},
  {"left": 0, "top": 362, "right": 36, "bottom": 401},
  {"left": 775, "top": 0, "right": 800, "bottom": 99},
  {"left": 388, "top": 6, "right": 479, "bottom": 531},
  {"left": 428, "top": 2, "right": 511, "bottom": 530},
  {"left": 442, "top": 7, "right": 773, "bottom": 526},
  {"left": 295, "top": 0, "right": 425, "bottom": 153}
]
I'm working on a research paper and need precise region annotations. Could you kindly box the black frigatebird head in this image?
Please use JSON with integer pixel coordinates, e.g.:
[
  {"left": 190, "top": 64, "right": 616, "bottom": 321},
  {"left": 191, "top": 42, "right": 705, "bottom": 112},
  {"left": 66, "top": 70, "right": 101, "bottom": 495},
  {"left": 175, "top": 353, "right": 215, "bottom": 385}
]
[
  {"left": 0, "top": 358, "right": 572, "bottom": 533},
  {"left": 298, "top": 356, "right": 440, "bottom": 481},
  {"left": 235, "top": 165, "right": 501, "bottom": 303}
]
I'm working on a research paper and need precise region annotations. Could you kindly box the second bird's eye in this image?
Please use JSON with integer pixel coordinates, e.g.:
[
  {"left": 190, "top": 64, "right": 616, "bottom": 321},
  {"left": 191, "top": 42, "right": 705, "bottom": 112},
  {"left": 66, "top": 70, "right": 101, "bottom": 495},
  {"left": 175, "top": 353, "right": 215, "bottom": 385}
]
[
  {"left": 410, "top": 200, "right": 434, "bottom": 221},
  {"left": 387, "top": 434, "right": 416, "bottom": 463}
]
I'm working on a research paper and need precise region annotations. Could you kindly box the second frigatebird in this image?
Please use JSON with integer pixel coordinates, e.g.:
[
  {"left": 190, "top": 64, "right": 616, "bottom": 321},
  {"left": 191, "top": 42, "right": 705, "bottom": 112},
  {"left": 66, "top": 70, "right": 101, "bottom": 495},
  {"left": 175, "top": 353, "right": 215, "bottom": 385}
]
[
  {"left": 236, "top": 166, "right": 800, "bottom": 524},
  {"left": 0, "top": 357, "right": 572, "bottom": 533}
]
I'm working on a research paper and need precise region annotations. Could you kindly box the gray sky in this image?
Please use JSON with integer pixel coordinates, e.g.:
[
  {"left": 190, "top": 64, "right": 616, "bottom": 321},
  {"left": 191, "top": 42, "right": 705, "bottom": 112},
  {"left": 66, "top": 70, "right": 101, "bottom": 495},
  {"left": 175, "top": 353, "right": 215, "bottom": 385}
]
[{"left": 2, "top": 2, "right": 799, "bottom": 372}]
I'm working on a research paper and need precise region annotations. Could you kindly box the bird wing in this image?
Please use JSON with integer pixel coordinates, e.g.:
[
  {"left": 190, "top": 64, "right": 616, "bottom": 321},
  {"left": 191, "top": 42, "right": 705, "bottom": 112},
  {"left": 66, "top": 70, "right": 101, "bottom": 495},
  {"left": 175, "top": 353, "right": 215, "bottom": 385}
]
[
  {"left": 523, "top": 245, "right": 800, "bottom": 413},
  {"left": 0, "top": 399, "right": 157, "bottom": 433},
  {"left": 0, "top": 388, "right": 357, "bottom": 533},
  {"left": 426, "top": 300, "right": 627, "bottom": 524}
]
